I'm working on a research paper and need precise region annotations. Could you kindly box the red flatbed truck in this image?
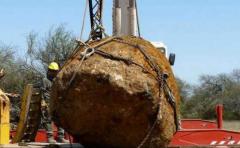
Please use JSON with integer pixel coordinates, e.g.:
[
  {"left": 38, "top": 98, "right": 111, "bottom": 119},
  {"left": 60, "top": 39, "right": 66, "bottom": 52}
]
[
  {"left": 169, "top": 104, "right": 240, "bottom": 147},
  {"left": 10, "top": 104, "right": 240, "bottom": 147}
]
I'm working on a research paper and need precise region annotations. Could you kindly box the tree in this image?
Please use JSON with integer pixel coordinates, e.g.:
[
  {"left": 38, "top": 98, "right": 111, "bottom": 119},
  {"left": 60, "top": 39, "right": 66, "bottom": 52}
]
[
  {"left": 176, "top": 77, "right": 192, "bottom": 117},
  {"left": 232, "top": 69, "right": 240, "bottom": 83},
  {"left": 0, "top": 44, "right": 20, "bottom": 92},
  {"left": 26, "top": 25, "right": 77, "bottom": 74},
  {"left": 181, "top": 71, "right": 240, "bottom": 120},
  {"left": 0, "top": 25, "right": 77, "bottom": 125}
]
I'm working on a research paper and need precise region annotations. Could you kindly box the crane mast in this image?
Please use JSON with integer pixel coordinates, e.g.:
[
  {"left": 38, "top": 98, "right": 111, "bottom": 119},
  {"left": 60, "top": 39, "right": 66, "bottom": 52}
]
[
  {"left": 88, "top": 0, "right": 104, "bottom": 40},
  {"left": 113, "top": 0, "right": 138, "bottom": 36},
  {"left": 88, "top": 0, "right": 138, "bottom": 40}
]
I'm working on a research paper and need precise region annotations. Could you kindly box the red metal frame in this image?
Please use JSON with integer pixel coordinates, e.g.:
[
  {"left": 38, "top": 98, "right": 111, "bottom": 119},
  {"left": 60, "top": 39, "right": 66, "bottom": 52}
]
[
  {"left": 10, "top": 104, "right": 240, "bottom": 147},
  {"left": 216, "top": 104, "right": 223, "bottom": 129},
  {"left": 169, "top": 129, "right": 240, "bottom": 147},
  {"left": 10, "top": 129, "right": 73, "bottom": 143},
  {"left": 170, "top": 104, "right": 240, "bottom": 147},
  {"left": 181, "top": 119, "right": 217, "bottom": 129}
]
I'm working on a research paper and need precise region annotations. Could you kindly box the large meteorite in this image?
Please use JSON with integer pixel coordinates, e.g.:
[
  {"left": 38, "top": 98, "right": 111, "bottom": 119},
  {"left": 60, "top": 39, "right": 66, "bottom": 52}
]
[{"left": 51, "top": 36, "right": 180, "bottom": 148}]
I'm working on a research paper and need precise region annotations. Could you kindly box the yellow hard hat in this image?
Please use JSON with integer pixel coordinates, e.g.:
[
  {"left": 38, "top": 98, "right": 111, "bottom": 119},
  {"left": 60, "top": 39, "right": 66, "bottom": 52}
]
[{"left": 48, "top": 62, "right": 59, "bottom": 71}]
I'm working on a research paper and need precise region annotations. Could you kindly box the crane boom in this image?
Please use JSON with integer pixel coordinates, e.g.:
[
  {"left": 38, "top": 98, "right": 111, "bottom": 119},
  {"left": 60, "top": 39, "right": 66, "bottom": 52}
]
[
  {"left": 88, "top": 0, "right": 104, "bottom": 40},
  {"left": 113, "top": 0, "right": 138, "bottom": 36}
]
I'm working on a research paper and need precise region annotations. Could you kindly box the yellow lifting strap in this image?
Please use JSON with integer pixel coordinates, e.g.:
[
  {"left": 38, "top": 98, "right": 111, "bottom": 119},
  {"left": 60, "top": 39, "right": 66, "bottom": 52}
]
[{"left": 0, "top": 89, "right": 10, "bottom": 144}]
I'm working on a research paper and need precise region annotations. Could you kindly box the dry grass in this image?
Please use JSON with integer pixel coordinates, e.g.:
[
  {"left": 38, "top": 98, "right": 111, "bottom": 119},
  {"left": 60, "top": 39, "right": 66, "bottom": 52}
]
[{"left": 223, "top": 120, "right": 240, "bottom": 131}]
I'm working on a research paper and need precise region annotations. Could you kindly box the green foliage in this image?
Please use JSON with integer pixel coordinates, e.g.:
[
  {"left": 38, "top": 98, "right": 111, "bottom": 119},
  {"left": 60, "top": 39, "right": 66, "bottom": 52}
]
[
  {"left": 0, "top": 25, "right": 77, "bottom": 124},
  {"left": 178, "top": 71, "right": 240, "bottom": 120},
  {"left": 26, "top": 25, "right": 77, "bottom": 72},
  {"left": 175, "top": 77, "right": 192, "bottom": 117},
  {"left": 0, "top": 45, "right": 22, "bottom": 93},
  {"left": 0, "top": 25, "right": 76, "bottom": 93}
]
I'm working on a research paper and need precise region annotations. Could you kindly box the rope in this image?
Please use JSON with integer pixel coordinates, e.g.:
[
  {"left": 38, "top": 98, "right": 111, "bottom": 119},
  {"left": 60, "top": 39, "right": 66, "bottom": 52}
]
[
  {"left": 80, "top": 0, "right": 89, "bottom": 41},
  {"left": 64, "top": 37, "right": 179, "bottom": 147},
  {"left": 137, "top": 111, "right": 159, "bottom": 148},
  {"left": 68, "top": 47, "right": 95, "bottom": 87},
  {"left": 135, "top": 0, "right": 141, "bottom": 37},
  {"left": 113, "top": 41, "right": 165, "bottom": 148},
  {"left": 94, "top": 49, "right": 150, "bottom": 73},
  {"left": 66, "top": 37, "right": 116, "bottom": 88},
  {"left": 88, "top": 24, "right": 109, "bottom": 41},
  {"left": 163, "top": 79, "right": 179, "bottom": 131},
  {"left": 60, "top": 37, "right": 115, "bottom": 74},
  {"left": 111, "top": 38, "right": 179, "bottom": 146}
]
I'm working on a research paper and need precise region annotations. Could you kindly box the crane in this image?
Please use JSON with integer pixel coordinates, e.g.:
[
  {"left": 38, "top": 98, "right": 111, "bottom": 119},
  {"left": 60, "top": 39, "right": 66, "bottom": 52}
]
[
  {"left": 88, "top": 0, "right": 104, "bottom": 40},
  {"left": 88, "top": 0, "right": 138, "bottom": 40},
  {"left": 112, "top": 0, "right": 138, "bottom": 36},
  {"left": 87, "top": 0, "right": 174, "bottom": 64}
]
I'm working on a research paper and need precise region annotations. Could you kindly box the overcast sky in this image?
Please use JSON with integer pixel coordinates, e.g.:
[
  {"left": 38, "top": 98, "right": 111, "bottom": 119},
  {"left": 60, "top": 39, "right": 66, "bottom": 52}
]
[{"left": 0, "top": 0, "right": 240, "bottom": 84}]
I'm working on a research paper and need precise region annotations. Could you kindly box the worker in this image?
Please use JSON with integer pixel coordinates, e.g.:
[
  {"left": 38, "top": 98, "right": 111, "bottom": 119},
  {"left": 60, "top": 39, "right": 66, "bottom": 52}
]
[{"left": 41, "top": 62, "right": 69, "bottom": 143}]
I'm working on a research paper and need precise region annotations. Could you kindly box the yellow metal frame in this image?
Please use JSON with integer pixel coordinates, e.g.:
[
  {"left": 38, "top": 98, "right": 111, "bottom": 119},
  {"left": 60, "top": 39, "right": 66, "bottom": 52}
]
[
  {"left": 13, "top": 84, "right": 33, "bottom": 143},
  {"left": 0, "top": 89, "right": 10, "bottom": 144}
]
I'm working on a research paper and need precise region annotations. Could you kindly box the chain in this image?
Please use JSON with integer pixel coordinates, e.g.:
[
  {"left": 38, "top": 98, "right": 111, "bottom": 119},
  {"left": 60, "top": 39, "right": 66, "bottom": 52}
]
[
  {"left": 63, "top": 37, "right": 179, "bottom": 147},
  {"left": 163, "top": 79, "right": 179, "bottom": 131},
  {"left": 68, "top": 47, "right": 95, "bottom": 87},
  {"left": 112, "top": 38, "right": 179, "bottom": 147}
]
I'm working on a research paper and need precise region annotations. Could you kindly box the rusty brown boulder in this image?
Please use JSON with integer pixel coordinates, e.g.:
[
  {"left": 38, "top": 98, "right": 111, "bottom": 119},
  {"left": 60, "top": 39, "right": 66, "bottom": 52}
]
[{"left": 51, "top": 36, "right": 180, "bottom": 148}]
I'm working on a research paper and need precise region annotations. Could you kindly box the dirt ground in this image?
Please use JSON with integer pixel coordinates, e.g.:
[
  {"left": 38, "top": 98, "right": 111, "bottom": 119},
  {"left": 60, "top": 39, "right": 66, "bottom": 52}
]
[{"left": 224, "top": 120, "right": 240, "bottom": 131}]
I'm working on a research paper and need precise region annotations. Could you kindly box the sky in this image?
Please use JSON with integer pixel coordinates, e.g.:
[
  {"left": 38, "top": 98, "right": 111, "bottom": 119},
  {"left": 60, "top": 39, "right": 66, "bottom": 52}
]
[{"left": 0, "top": 0, "right": 240, "bottom": 84}]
